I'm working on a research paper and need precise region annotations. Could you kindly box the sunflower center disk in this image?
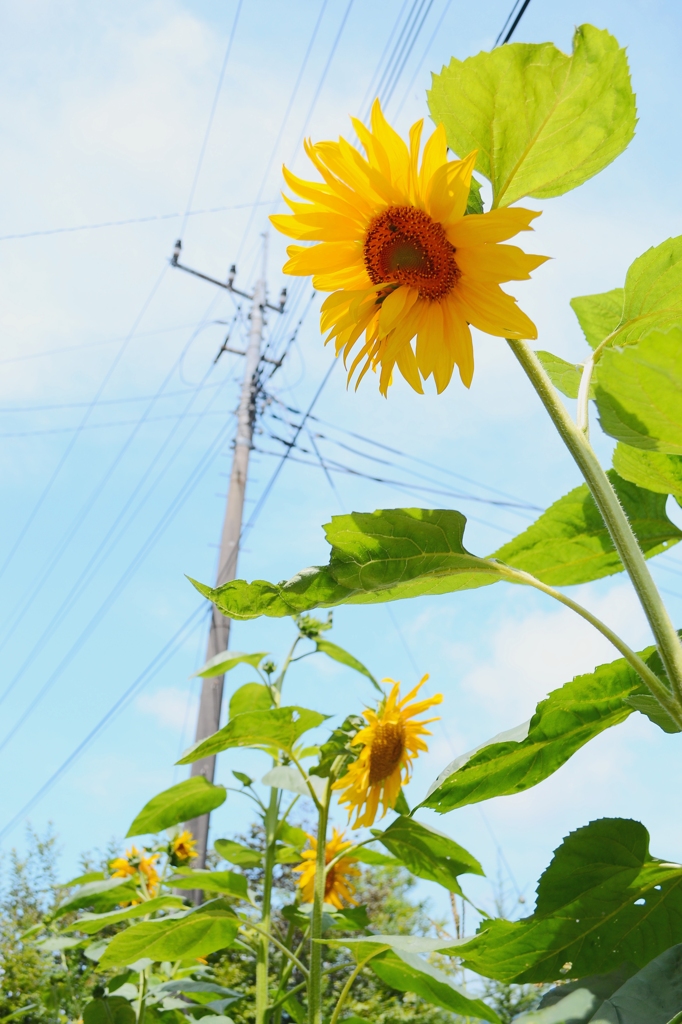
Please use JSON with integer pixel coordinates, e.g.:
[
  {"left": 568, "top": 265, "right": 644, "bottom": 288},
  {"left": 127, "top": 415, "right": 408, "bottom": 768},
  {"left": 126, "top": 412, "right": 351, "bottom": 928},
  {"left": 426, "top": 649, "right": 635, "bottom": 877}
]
[
  {"left": 363, "top": 206, "right": 459, "bottom": 301},
  {"left": 368, "top": 721, "right": 405, "bottom": 784}
]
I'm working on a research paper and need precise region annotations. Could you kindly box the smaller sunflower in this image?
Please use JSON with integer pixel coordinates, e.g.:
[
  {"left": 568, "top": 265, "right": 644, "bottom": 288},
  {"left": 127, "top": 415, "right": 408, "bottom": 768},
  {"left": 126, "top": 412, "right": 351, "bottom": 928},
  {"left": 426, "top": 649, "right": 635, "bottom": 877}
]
[
  {"left": 294, "top": 827, "right": 360, "bottom": 909},
  {"left": 333, "top": 677, "right": 441, "bottom": 829},
  {"left": 110, "top": 846, "right": 160, "bottom": 897},
  {"left": 170, "top": 830, "right": 197, "bottom": 866}
]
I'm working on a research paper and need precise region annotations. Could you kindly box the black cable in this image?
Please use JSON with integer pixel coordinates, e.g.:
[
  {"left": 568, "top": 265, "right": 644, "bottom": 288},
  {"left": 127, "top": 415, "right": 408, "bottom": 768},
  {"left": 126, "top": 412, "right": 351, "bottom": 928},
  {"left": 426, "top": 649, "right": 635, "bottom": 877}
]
[
  {"left": 495, "top": 0, "right": 532, "bottom": 46},
  {"left": 394, "top": 0, "right": 453, "bottom": 117},
  {"left": 382, "top": 0, "right": 435, "bottom": 109}
]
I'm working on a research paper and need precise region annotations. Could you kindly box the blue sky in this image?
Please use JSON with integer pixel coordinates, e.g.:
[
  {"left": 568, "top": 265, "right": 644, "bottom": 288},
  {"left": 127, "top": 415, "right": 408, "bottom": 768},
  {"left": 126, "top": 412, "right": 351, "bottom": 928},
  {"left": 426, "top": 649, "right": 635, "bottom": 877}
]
[{"left": 1, "top": 0, "right": 681, "bottom": 924}]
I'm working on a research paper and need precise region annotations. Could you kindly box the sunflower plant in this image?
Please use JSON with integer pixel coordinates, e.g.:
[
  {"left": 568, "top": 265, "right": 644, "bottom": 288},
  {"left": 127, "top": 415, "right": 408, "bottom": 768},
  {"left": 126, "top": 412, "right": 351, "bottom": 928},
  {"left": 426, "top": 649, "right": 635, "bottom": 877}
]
[
  {"left": 35, "top": 615, "right": 509, "bottom": 1024},
  {"left": 186, "top": 22, "right": 682, "bottom": 1024}
]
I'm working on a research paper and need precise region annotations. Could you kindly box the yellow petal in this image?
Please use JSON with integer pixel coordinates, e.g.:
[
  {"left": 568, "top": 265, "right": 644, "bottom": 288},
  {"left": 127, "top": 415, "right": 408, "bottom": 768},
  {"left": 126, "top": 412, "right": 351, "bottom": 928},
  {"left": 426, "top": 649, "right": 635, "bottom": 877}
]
[
  {"left": 455, "top": 243, "right": 550, "bottom": 283},
  {"left": 426, "top": 150, "right": 476, "bottom": 224},
  {"left": 456, "top": 278, "right": 538, "bottom": 340},
  {"left": 283, "top": 241, "right": 363, "bottom": 276},
  {"left": 378, "top": 285, "right": 418, "bottom": 334},
  {"left": 370, "top": 98, "right": 410, "bottom": 195},
  {"left": 443, "top": 298, "right": 474, "bottom": 388},
  {"left": 448, "top": 207, "right": 541, "bottom": 246}
]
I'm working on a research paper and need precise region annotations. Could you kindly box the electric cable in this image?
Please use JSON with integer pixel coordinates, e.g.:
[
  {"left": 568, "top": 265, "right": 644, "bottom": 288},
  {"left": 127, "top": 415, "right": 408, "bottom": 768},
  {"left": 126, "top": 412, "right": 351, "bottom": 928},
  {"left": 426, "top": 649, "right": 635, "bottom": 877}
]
[
  {"left": 394, "top": 0, "right": 453, "bottom": 117},
  {"left": 381, "top": 0, "right": 435, "bottom": 110},
  {"left": 494, "top": 0, "right": 533, "bottom": 46},
  {"left": 179, "top": 0, "right": 244, "bottom": 239},
  {"left": 0, "top": 263, "right": 169, "bottom": 586}
]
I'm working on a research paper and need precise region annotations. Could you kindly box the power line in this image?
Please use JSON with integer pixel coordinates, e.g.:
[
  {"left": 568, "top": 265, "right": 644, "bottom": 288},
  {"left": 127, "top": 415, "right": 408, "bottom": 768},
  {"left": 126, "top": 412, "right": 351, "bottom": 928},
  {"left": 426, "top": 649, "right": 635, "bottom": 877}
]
[
  {"left": 179, "top": 0, "right": 244, "bottom": 238},
  {"left": 0, "top": 263, "right": 169, "bottom": 586},
  {"left": 494, "top": 0, "right": 533, "bottom": 46},
  {"left": 381, "top": 0, "right": 435, "bottom": 110},
  {"left": 394, "top": 0, "right": 453, "bottom": 117},
  {"left": 0, "top": 201, "right": 273, "bottom": 244}
]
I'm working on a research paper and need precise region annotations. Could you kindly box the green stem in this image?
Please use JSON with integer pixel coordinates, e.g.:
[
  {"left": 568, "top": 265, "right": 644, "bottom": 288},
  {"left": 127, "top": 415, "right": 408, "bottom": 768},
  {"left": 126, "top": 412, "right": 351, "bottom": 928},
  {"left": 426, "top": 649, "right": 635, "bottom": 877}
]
[
  {"left": 247, "top": 921, "right": 309, "bottom": 977},
  {"left": 329, "top": 950, "right": 384, "bottom": 1024},
  {"left": 136, "top": 967, "right": 148, "bottom": 1024},
  {"left": 255, "top": 786, "right": 279, "bottom": 1024},
  {"left": 508, "top": 338, "right": 682, "bottom": 713},
  {"left": 498, "top": 566, "right": 682, "bottom": 728},
  {"left": 308, "top": 787, "right": 331, "bottom": 1024}
]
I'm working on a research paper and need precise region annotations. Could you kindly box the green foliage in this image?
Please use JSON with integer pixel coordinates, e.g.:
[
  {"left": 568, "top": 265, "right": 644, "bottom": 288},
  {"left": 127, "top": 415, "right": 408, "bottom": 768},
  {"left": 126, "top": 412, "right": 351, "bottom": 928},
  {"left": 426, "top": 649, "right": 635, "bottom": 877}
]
[
  {"left": 596, "top": 328, "right": 682, "bottom": 453},
  {"left": 126, "top": 776, "right": 227, "bottom": 837},
  {"left": 314, "top": 639, "right": 380, "bottom": 690},
  {"left": 83, "top": 996, "right": 136, "bottom": 1024},
  {"left": 427, "top": 26, "right": 635, "bottom": 208},
  {"left": 459, "top": 819, "right": 682, "bottom": 983},
  {"left": 613, "top": 445, "right": 682, "bottom": 501},
  {"left": 66, "top": 897, "right": 185, "bottom": 935},
  {"left": 571, "top": 289, "right": 624, "bottom": 348},
  {"left": 54, "top": 878, "right": 138, "bottom": 917},
  {"left": 611, "top": 236, "right": 682, "bottom": 345},
  {"left": 170, "top": 870, "right": 249, "bottom": 899},
  {"left": 193, "top": 650, "right": 268, "bottom": 678},
  {"left": 371, "top": 817, "right": 484, "bottom": 894},
  {"left": 587, "top": 943, "right": 682, "bottom": 1023},
  {"left": 214, "top": 840, "right": 262, "bottom": 869},
  {"left": 535, "top": 352, "right": 592, "bottom": 400},
  {"left": 229, "top": 683, "right": 273, "bottom": 718},
  {"left": 99, "top": 905, "right": 239, "bottom": 968},
  {"left": 492, "top": 471, "right": 681, "bottom": 585},
  {"left": 177, "top": 706, "right": 328, "bottom": 764},
  {"left": 422, "top": 643, "right": 670, "bottom": 813}
]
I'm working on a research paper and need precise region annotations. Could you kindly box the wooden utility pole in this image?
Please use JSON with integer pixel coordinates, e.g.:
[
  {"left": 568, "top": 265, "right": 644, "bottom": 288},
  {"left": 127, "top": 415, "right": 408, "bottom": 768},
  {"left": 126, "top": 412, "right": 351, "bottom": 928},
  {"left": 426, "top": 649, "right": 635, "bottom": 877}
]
[{"left": 171, "top": 237, "right": 282, "bottom": 868}]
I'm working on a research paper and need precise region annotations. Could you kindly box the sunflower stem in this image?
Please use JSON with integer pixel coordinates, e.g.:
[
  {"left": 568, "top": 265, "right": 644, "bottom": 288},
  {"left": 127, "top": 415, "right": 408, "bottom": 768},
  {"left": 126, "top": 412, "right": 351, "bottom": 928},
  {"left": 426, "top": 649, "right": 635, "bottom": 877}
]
[
  {"left": 309, "top": 787, "right": 331, "bottom": 1024},
  {"left": 256, "top": 785, "right": 279, "bottom": 1024},
  {"left": 507, "top": 338, "right": 682, "bottom": 715},
  {"left": 329, "top": 950, "right": 384, "bottom": 1024}
]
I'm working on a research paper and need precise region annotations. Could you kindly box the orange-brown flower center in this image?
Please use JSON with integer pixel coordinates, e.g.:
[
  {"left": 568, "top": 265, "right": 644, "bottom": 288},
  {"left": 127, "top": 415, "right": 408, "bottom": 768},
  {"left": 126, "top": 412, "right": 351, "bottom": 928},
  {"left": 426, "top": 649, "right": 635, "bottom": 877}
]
[
  {"left": 368, "top": 720, "right": 405, "bottom": 784},
  {"left": 363, "top": 206, "right": 459, "bottom": 301}
]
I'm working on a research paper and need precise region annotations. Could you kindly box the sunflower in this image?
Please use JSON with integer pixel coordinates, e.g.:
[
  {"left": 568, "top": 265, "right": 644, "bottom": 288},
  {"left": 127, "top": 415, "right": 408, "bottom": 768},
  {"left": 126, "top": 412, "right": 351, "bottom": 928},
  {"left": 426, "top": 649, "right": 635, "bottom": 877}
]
[
  {"left": 170, "top": 829, "right": 197, "bottom": 866},
  {"left": 271, "top": 99, "right": 547, "bottom": 396},
  {"left": 110, "top": 846, "right": 160, "bottom": 897},
  {"left": 294, "top": 827, "right": 361, "bottom": 909},
  {"left": 333, "top": 677, "right": 441, "bottom": 829}
]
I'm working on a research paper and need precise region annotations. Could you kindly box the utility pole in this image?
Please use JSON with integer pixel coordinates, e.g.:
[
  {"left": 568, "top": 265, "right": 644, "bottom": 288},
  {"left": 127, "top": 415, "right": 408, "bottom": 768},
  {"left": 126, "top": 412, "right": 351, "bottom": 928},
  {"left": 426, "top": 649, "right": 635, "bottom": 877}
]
[{"left": 171, "top": 236, "right": 285, "bottom": 868}]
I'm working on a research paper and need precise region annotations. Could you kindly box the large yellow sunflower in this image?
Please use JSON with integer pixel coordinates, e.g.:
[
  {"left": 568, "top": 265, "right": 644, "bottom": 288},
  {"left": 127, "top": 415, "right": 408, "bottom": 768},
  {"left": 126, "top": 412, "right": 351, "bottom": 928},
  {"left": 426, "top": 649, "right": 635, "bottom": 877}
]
[
  {"left": 333, "top": 677, "right": 441, "bottom": 829},
  {"left": 271, "top": 99, "right": 547, "bottom": 396},
  {"left": 270, "top": 100, "right": 548, "bottom": 395},
  {"left": 294, "top": 827, "right": 360, "bottom": 909}
]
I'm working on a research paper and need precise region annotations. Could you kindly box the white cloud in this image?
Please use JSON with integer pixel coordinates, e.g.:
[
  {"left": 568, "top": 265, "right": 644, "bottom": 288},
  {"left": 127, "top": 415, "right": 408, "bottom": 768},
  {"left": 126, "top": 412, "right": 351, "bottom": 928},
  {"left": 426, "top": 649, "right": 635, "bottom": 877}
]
[{"left": 136, "top": 685, "right": 197, "bottom": 731}]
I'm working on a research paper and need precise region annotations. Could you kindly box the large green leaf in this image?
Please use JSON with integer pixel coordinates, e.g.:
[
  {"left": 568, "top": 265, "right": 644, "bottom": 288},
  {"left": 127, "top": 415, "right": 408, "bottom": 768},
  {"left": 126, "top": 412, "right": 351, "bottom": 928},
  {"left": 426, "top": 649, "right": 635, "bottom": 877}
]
[
  {"left": 613, "top": 445, "right": 682, "bottom": 501},
  {"left": 571, "top": 289, "right": 625, "bottom": 349},
  {"left": 126, "top": 776, "right": 227, "bottom": 837},
  {"left": 192, "top": 650, "right": 268, "bottom": 678},
  {"left": 83, "top": 997, "right": 135, "bottom": 1024},
  {"left": 229, "top": 683, "right": 273, "bottom": 719},
  {"left": 314, "top": 639, "right": 380, "bottom": 691},
  {"left": 170, "top": 870, "right": 248, "bottom": 900},
  {"left": 66, "top": 896, "right": 185, "bottom": 934},
  {"left": 427, "top": 25, "right": 635, "bottom": 208},
  {"left": 589, "top": 943, "right": 682, "bottom": 1023},
  {"left": 372, "top": 816, "right": 483, "bottom": 894},
  {"left": 99, "top": 905, "right": 239, "bottom": 967},
  {"left": 323, "top": 934, "right": 498, "bottom": 1023},
  {"left": 596, "top": 329, "right": 682, "bottom": 453},
  {"left": 190, "top": 509, "right": 508, "bottom": 621},
  {"left": 214, "top": 838, "right": 262, "bottom": 868},
  {"left": 422, "top": 644, "right": 670, "bottom": 814},
  {"left": 459, "top": 818, "right": 682, "bottom": 984},
  {"left": 493, "top": 471, "right": 681, "bottom": 585},
  {"left": 177, "top": 707, "right": 327, "bottom": 765},
  {"left": 54, "top": 878, "right": 138, "bottom": 918},
  {"left": 614, "top": 237, "right": 682, "bottom": 345},
  {"left": 536, "top": 351, "right": 595, "bottom": 400},
  {"left": 514, "top": 965, "right": 636, "bottom": 1022}
]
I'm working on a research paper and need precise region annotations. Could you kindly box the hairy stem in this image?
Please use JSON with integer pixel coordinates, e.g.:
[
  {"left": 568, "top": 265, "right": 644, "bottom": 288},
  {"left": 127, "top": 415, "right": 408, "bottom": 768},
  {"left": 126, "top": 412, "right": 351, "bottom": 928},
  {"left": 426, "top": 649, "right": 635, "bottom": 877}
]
[
  {"left": 308, "top": 788, "right": 331, "bottom": 1024},
  {"left": 255, "top": 786, "right": 279, "bottom": 1024},
  {"left": 329, "top": 950, "right": 384, "bottom": 1024},
  {"left": 508, "top": 338, "right": 682, "bottom": 714}
]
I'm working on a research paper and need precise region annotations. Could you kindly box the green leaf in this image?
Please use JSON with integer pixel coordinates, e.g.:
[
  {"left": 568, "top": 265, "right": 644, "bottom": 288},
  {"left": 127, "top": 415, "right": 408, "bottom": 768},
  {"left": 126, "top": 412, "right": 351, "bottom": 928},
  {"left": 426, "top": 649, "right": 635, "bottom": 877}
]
[
  {"left": 169, "top": 870, "right": 248, "bottom": 900},
  {"left": 260, "top": 765, "right": 326, "bottom": 801},
  {"left": 229, "top": 683, "right": 272, "bottom": 719},
  {"left": 372, "top": 816, "right": 484, "bottom": 894},
  {"left": 466, "top": 176, "right": 483, "bottom": 215},
  {"left": 99, "top": 905, "right": 239, "bottom": 968},
  {"left": 126, "top": 777, "right": 227, "bottom": 837},
  {"left": 571, "top": 289, "right": 624, "bottom": 349},
  {"left": 277, "top": 822, "right": 308, "bottom": 850},
  {"left": 536, "top": 351, "right": 593, "bottom": 400},
  {"left": 588, "top": 943, "right": 682, "bottom": 1023},
  {"left": 309, "top": 714, "right": 365, "bottom": 779},
  {"left": 66, "top": 897, "right": 185, "bottom": 934},
  {"left": 613, "top": 445, "right": 682, "bottom": 501},
  {"left": 514, "top": 964, "right": 635, "bottom": 1022},
  {"left": 492, "top": 471, "right": 681, "bottom": 586},
  {"left": 192, "top": 650, "right": 268, "bottom": 678},
  {"left": 323, "top": 935, "right": 498, "bottom": 1022},
  {"left": 352, "top": 847, "right": 397, "bottom": 866},
  {"left": 83, "top": 998, "right": 135, "bottom": 1024},
  {"left": 614, "top": 237, "right": 682, "bottom": 346},
  {"left": 232, "top": 771, "right": 253, "bottom": 787},
  {"left": 423, "top": 644, "right": 665, "bottom": 813},
  {"left": 623, "top": 695, "right": 681, "bottom": 734},
  {"left": 214, "top": 839, "right": 262, "bottom": 869},
  {"left": 596, "top": 329, "right": 682, "bottom": 454},
  {"left": 54, "top": 878, "right": 139, "bottom": 918},
  {"left": 314, "top": 639, "right": 380, "bottom": 691},
  {"left": 192, "top": 509, "right": 507, "bottom": 620},
  {"left": 177, "top": 707, "right": 328, "bottom": 765},
  {"left": 459, "top": 818, "right": 682, "bottom": 984},
  {"left": 62, "top": 871, "right": 104, "bottom": 887},
  {"left": 427, "top": 25, "right": 635, "bottom": 208}
]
